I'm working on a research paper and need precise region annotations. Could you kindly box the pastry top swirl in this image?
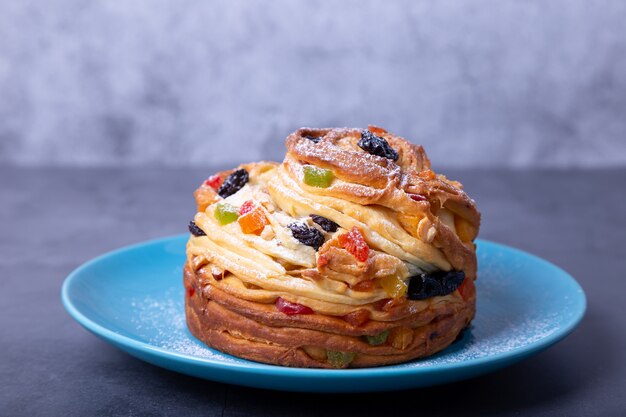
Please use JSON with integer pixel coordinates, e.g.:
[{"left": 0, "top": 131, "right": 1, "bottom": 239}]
[{"left": 187, "top": 126, "right": 480, "bottom": 320}]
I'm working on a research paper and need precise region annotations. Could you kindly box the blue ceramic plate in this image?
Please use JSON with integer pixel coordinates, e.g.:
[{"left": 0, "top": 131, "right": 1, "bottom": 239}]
[{"left": 62, "top": 235, "right": 585, "bottom": 392}]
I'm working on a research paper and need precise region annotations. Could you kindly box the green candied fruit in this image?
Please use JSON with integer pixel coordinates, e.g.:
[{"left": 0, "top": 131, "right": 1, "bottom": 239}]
[
  {"left": 214, "top": 203, "right": 239, "bottom": 225},
  {"left": 303, "top": 165, "right": 334, "bottom": 188},
  {"left": 326, "top": 350, "right": 356, "bottom": 368},
  {"left": 365, "top": 329, "right": 390, "bottom": 346}
]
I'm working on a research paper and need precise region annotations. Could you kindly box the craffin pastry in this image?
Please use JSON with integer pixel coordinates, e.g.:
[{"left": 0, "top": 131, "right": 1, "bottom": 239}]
[{"left": 185, "top": 126, "right": 480, "bottom": 368}]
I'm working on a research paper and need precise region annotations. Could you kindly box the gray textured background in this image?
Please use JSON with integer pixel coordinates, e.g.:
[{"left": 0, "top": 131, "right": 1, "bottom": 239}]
[{"left": 1, "top": 0, "right": 625, "bottom": 168}]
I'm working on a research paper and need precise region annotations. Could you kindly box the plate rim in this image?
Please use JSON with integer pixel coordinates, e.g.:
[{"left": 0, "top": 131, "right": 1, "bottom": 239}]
[{"left": 61, "top": 235, "right": 587, "bottom": 380}]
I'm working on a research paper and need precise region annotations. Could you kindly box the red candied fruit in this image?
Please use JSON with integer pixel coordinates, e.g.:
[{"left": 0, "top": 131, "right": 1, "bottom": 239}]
[
  {"left": 187, "top": 287, "right": 195, "bottom": 297},
  {"left": 338, "top": 227, "right": 369, "bottom": 262},
  {"left": 458, "top": 280, "right": 471, "bottom": 301},
  {"left": 239, "top": 200, "right": 256, "bottom": 215},
  {"left": 342, "top": 309, "right": 370, "bottom": 326},
  {"left": 275, "top": 297, "right": 314, "bottom": 315},
  {"left": 317, "top": 253, "right": 329, "bottom": 267},
  {"left": 408, "top": 193, "right": 427, "bottom": 202},
  {"left": 204, "top": 175, "right": 222, "bottom": 190}
]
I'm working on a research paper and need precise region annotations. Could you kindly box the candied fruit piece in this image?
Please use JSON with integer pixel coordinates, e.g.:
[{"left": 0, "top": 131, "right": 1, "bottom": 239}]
[
  {"left": 214, "top": 203, "right": 239, "bottom": 225},
  {"left": 389, "top": 327, "right": 413, "bottom": 350},
  {"left": 218, "top": 169, "right": 249, "bottom": 198},
  {"left": 326, "top": 350, "right": 356, "bottom": 368},
  {"left": 342, "top": 309, "right": 370, "bottom": 327},
  {"left": 238, "top": 205, "right": 269, "bottom": 235},
  {"left": 408, "top": 193, "right": 427, "bottom": 202},
  {"left": 239, "top": 200, "right": 256, "bottom": 215},
  {"left": 288, "top": 222, "right": 325, "bottom": 250},
  {"left": 337, "top": 227, "right": 369, "bottom": 262},
  {"left": 365, "top": 329, "right": 390, "bottom": 346},
  {"left": 380, "top": 275, "right": 408, "bottom": 298},
  {"left": 358, "top": 130, "right": 399, "bottom": 161},
  {"left": 310, "top": 214, "right": 339, "bottom": 232},
  {"left": 275, "top": 297, "right": 314, "bottom": 315},
  {"left": 204, "top": 174, "right": 222, "bottom": 190},
  {"left": 303, "top": 165, "right": 334, "bottom": 188},
  {"left": 188, "top": 221, "right": 206, "bottom": 237},
  {"left": 317, "top": 253, "right": 329, "bottom": 267},
  {"left": 457, "top": 279, "right": 471, "bottom": 301}
]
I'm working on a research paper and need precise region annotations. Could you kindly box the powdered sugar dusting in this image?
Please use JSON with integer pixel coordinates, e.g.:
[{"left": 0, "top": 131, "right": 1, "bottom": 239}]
[
  {"left": 409, "top": 312, "right": 559, "bottom": 367},
  {"left": 128, "top": 273, "right": 562, "bottom": 369},
  {"left": 130, "top": 287, "right": 243, "bottom": 363}
]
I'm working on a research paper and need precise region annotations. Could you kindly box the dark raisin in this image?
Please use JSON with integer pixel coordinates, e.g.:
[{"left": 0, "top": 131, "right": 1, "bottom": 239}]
[
  {"left": 287, "top": 222, "right": 325, "bottom": 250},
  {"left": 310, "top": 214, "right": 339, "bottom": 232},
  {"left": 408, "top": 274, "right": 443, "bottom": 300},
  {"left": 188, "top": 221, "right": 206, "bottom": 237},
  {"left": 217, "top": 169, "right": 249, "bottom": 198},
  {"left": 357, "top": 130, "right": 399, "bottom": 161},
  {"left": 441, "top": 270, "right": 465, "bottom": 293},
  {"left": 303, "top": 134, "right": 321, "bottom": 144},
  {"left": 407, "top": 270, "right": 465, "bottom": 300}
]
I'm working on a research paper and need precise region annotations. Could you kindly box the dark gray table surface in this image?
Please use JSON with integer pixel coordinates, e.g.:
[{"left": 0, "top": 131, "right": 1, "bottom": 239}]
[{"left": 1, "top": 166, "right": 625, "bottom": 417}]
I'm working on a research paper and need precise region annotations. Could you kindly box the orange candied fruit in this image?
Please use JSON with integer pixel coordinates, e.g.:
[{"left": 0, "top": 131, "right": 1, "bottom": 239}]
[
  {"left": 237, "top": 201, "right": 269, "bottom": 235},
  {"left": 338, "top": 226, "right": 369, "bottom": 262}
]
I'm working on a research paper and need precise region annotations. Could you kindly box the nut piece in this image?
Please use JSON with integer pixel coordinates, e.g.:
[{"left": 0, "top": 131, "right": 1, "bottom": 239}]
[{"left": 417, "top": 217, "right": 437, "bottom": 243}]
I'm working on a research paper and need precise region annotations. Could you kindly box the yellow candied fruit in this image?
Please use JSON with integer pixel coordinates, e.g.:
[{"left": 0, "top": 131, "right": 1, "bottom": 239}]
[
  {"left": 389, "top": 327, "right": 413, "bottom": 350},
  {"left": 380, "top": 275, "right": 408, "bottom": 298}
]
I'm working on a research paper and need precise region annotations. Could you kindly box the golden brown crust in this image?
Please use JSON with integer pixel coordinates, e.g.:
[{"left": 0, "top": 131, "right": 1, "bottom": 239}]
[{"left": 185, "top": 261, "right": 475, "bottom": 368}]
